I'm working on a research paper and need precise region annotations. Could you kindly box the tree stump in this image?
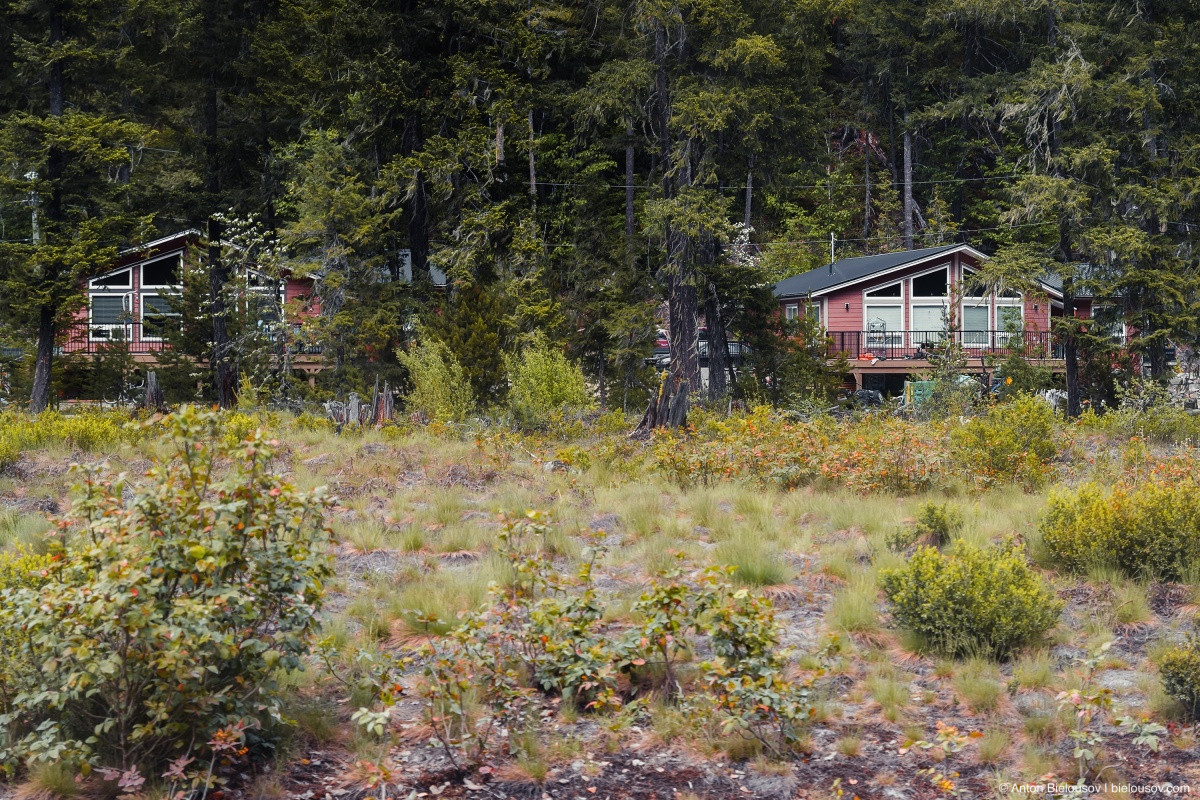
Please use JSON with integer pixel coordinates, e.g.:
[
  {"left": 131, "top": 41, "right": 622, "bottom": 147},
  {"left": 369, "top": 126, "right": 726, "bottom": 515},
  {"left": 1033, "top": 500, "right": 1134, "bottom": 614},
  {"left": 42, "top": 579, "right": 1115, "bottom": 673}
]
[
  {"left": 631, "top": 371, "right": 689, "bottom": 437},
  {"left": 143, "top": 371, "right": 166, "bottom": 413}
]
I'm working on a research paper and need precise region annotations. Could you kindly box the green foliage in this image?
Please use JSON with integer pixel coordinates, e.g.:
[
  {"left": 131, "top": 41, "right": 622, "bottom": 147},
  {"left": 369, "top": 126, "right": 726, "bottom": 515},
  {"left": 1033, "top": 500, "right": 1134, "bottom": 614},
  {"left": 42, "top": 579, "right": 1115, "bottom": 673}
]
[
  {"left": 0, "top": 409, "right": 131, "bottom": 469},
  {"left": 887, "top": 502, "right": 964, "bottom": 552},
  {"left": 950, "top": 394, "right": 1060, "bottom": 488},
  {"left": 1041, "top": 477, "right": 1200, "bottom": 580},
  {"left": 1157, "top": 629, "right": 1200, "bottom": 721},
  {"left": 0, "top": 406, "right": 332, "bottom": 776},
  {"left": 344, "top": 510, "right": 819, "bottom": 768},
  {"left": 396, "top": 334, "right": 473, "bottom": 423},
  {"left": 505, "top": 335, "right": 594, "bottom": 428},
  {"left": 880, "top": 542, "right": 1062, "bottom": 658}
]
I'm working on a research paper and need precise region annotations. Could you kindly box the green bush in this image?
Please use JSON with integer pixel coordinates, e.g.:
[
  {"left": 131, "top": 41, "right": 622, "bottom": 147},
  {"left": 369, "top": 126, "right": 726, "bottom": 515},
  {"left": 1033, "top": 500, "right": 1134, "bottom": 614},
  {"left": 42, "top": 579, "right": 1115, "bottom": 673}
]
[
  {"left": 0, "top": 406, "right": 332, "bottom": 777},
  {"left": 1158, "top": 630, "right": 1200, "bottom": 720},
  {"left": 887, "top": 501, "right": 963, "bottom": 552},
  {"left": 396, "top": 334, "right": 473, "bottom": 423},
  {"left": 880, "top": 542, "right": 1061, "bottom": 658},
  {"left": 1040, "top": 478, "right": 1200, "bottom": 580},
  {"left": 505, "top": 336, "right": 593, "bottom": 428},
  {"left": 950, "top": 394, "right": 1060, "bottom": 488},
  {"left": 0, "top": 410, "right": 130, "bottom": 470}
]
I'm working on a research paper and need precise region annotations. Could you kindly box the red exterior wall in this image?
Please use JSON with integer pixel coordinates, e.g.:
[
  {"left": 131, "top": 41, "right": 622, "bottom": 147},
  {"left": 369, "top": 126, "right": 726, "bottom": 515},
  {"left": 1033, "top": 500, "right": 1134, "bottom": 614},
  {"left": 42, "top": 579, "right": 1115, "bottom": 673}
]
[{"left": 780, "top": 250, "right": 1058, "bottom": 334}]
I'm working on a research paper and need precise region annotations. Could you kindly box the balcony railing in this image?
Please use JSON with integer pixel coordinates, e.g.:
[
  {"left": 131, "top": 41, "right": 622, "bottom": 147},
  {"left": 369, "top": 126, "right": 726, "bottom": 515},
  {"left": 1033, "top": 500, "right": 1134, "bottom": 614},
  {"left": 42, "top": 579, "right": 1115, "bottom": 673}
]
[
  {"left": 820, "top": 330, "right": 1057, "bottom": 362},
  {"left": 56, "top": 322, "right": 322, "bottom": 357}
]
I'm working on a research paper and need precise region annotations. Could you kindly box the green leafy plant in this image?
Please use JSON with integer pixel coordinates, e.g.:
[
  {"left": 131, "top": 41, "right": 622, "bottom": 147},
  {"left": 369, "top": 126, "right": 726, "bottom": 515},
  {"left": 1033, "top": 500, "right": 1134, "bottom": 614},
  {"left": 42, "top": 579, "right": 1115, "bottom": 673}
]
[
  {"left": 887, "top": 501, "right": 963, "bottom": 552},
  {"left": 1157, "top": 628, "right": 1200, "bottom": 720},
  {"left": 1041, "top": 477, "right": 1200, "bottom": 580},
  {"left": 1056, "top": 641, "right": 1115, "bottom": 785},
  {"left": 0, "top": 406, "right": 333, "bottom": 781},
  {"left": 396, "top": 333, "right": 473, "bottom": 423},
  {"left": 950, "top": 393, "right": 1059, "bottom": 489},
  {"left": 880, "top": 541, "right": 1061, "bottom": 658},
  {"left": 505, "top": 335, "right": 593, "bottom": 429}
]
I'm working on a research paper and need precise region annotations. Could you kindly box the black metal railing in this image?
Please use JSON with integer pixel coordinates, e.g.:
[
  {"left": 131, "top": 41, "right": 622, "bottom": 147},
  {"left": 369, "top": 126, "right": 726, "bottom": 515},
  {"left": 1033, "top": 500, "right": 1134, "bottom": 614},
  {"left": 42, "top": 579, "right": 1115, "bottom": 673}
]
[
  {"left": 821, "top": 330, "right": 1056, "bottom": 362},
  {"left": 56, "top": 322, "right": 323, "bottom": 357}
]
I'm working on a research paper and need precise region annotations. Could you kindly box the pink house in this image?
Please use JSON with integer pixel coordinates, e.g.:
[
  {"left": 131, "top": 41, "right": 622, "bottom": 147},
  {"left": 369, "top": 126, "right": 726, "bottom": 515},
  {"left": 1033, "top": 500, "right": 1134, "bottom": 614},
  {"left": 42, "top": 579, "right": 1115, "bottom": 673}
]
[
  {"left": 773, "top": 244, "right": 1100, "bottom": 390},
  {"left": 61, "top": 230, "right": 320, "bottom": 362}
]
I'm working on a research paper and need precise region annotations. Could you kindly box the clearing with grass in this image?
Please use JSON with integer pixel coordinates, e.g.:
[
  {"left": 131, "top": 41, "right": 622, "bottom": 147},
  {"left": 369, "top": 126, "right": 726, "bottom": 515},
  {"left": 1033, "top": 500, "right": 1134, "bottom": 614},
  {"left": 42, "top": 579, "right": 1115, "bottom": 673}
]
[{"left": 1, "top": 400, "right": 1199, "bottom": 799}]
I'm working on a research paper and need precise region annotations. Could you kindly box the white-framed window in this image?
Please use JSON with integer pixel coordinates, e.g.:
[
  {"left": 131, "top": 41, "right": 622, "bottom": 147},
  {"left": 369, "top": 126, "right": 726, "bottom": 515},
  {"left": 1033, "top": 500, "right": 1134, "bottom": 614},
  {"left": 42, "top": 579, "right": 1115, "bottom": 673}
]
[
  {"left": 89, "top": 293, "right": 133, "bottom": 341},
  {"left": 807, "top": 301, "right": 822, "bottom": 325},
  {"left": 785, "top": 304, "right": 799, "bottom": 320},
  {"left": 1091, "top": 305, "right": 1126, "bottom": 344},
  {"left": 864, "top": 280, "right": 903, "bottom": 348},
  {"left": 909, "top": 265, "right": 950, "bottom": 346},
  {"left": 961, "top": 300, "right": 990, "bottom": 347},
  {"left": 88, "top": 268, "right": 132, "bottom": 290},
  {"left": 140, "top": 294, "right": 180, "bottom": 341},
  {"left": 140, "top": 253, "right": 182, "bottom": 289},
  {"left": 995, "top": 290, "right": 1024, "bottom": 346}
]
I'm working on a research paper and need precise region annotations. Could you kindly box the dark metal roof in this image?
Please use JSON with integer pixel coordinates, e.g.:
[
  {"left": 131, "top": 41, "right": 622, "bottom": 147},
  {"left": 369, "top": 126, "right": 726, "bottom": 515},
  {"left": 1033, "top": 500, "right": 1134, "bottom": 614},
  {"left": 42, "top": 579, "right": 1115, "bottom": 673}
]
[{"left": 772, "top": 245, "right": 963, "bottom": 299}]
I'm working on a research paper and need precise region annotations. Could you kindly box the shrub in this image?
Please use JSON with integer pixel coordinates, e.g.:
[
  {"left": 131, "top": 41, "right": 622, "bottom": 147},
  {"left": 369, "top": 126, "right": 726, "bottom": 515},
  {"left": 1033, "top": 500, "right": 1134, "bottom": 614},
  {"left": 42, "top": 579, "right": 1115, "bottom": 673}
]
[
  {"left": 505, "top": 336, "right": 593, "bottom": 428},
  {"left": 396, "top": 334, "right": 473, "bottom": 423},
  {"left": 887, "top": 501, "right": 963, "bottom": 551},
  {"left": 0, "top": 406, "right": 333, "bottom": 777},
  {"left": 1158, "top": 631, "right": 1200, "bottom": 720},
  {"left": 950, "top": 394, "right": 1059, "bottom": 488},
  {"left": 0, "top": 410, "right": 130, "bottom": 470},
  {"left": 1040, "top": 477, "right": 1200, "bottom": 580},
  {"left": 880, "top": 542, "right": 1061, "bottom": 658}
]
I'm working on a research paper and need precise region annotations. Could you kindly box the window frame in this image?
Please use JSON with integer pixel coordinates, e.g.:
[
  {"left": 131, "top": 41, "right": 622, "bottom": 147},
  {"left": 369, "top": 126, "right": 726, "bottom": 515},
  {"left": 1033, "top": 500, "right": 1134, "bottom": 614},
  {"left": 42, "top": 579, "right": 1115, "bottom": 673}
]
[
  {"left": 139, "top": 293, "right": 181, "bottom": 342},
  {"left": 89, "top": 292, "right": 134, "bottom": 341},
  {"left": 139, "top": 252, "right": 184, "bottom": 290},
  {"left": 863, "top": 279, "right": 904, "bottom": 348}
]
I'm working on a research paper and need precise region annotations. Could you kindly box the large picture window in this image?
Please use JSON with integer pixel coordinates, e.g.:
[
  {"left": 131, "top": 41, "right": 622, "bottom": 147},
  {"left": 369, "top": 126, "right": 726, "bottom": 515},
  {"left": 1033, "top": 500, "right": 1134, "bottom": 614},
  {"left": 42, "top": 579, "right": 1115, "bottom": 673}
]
[
  {"left": 141, "top": 294, "right": 180, "bottom": 340},
  {"left": 910, "top": 266, "right": 950, "bottom": 345},
  {"left": 89, "top": 294, "right": 132, "bottom": 340},
  {"left": 864, "top": 281, "right": 903, "bottom": 348}
]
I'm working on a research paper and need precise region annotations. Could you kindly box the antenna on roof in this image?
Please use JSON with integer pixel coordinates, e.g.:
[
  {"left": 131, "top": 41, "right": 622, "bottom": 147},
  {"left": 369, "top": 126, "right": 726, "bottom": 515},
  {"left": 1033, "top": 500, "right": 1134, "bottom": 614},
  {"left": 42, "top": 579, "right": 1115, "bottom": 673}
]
[{"left": 829, "top": 232, "right": 835, "bottom": 272}]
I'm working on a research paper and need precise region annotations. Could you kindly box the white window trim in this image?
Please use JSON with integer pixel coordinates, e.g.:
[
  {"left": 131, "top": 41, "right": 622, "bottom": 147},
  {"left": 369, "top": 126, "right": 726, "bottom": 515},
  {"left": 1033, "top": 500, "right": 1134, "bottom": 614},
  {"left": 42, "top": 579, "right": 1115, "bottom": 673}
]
[
  {"left": 139, "top": 252, "right": 185, "bottom": 290},
  {"left": 139, "top": 293, "right": 181, "bottom": 342},
  {"left": 785, "top": 303, "right": 799, "bottom": 320},
  {"left": 88, "top": 268, "right": 132, "bottom": 290},
  {"left": 89, "top": 292, "right": 134, "bottom": 341}
]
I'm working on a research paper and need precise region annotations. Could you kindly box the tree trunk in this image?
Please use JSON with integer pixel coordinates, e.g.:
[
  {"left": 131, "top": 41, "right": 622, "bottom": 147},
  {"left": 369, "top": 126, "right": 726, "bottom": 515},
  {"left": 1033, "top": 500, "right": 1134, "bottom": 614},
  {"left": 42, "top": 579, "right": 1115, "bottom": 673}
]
[
  {"left": 528, "top": 109, "right": 537, "bottom": 208},
  {"left": 903, "top": 112, "right": 915, "bottom": 250},
  {"left": 625, "top": 122, "right": 635, "bottom": 240},
  {"left": 29, "top": 307, "right": 55, "bottom": 413},
  {"left": 743, "top": 158, "right": 754, "bottom": 229},
  {"left": 403, "top": 116, "right": 431, "bottom": 280},
  {"left": 203, "top": 0, "right": 235, "bottom": 408},
  {"left": 653, "top": 24, "right": 700, "bottom": 396},
  {"left": 1063, "top": 281, "right": 1081, "bottom": 418},
  {"left": 705, "top": 280, "right": 731, "bottom": 401},
  {"left": 862, "top": 131, "right": 871, "bottom": 240},
  {"left": 29, "top": 1, "right": 66, "bottom": 413}
]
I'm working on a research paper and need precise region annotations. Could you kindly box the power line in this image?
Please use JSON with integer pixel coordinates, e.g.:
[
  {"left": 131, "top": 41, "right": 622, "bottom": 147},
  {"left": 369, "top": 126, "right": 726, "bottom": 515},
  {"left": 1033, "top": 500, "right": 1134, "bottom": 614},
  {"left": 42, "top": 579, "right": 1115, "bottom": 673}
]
[{"left": 530, "top": 173, "right": 1023, "bottom": 192}]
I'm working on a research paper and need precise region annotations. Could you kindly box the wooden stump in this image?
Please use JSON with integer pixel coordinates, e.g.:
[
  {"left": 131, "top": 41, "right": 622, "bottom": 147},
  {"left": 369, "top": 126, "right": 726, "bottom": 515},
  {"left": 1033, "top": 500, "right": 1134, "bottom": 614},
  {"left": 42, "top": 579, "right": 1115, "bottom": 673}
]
[
  {"left": 143, "top": 371, "right": 166, "bottom": 413},
  {"left": 631, "top": 371, "right": 689, "bottom": 437}
]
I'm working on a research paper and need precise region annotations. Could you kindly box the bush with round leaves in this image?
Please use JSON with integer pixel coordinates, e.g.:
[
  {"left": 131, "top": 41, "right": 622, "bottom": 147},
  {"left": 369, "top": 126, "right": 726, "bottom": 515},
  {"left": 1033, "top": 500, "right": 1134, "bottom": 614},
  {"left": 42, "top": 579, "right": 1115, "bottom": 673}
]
[
  {"left": 0, "top": 406, "right": 332, "bottom": 780},
  {"left": 880, "top": 542, "right": 1061, "bottom": 658}
]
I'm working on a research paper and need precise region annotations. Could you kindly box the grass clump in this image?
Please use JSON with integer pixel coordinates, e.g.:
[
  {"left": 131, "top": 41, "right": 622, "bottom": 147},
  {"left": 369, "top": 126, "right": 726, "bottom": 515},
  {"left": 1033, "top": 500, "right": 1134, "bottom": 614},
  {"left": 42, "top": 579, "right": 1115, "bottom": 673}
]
[
  {"left": 714, "top": 539, "right": 794, "bottom": 588},
  {"left": 827, "top": 576, "right": 880, "bottom": 635},
  {"left": 953, "top": 659, "right": 1004, "bottom": 713},
  {"left": 880, "top": 542, "right": 1061, "bottom": 658},
  {"left": 1041, "top": 477, "right": 1200, "bottom": 581}
]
